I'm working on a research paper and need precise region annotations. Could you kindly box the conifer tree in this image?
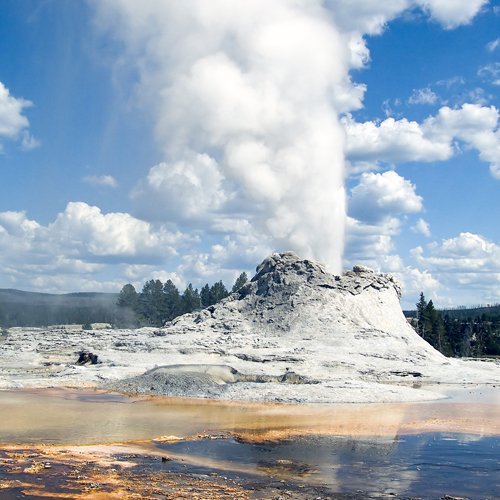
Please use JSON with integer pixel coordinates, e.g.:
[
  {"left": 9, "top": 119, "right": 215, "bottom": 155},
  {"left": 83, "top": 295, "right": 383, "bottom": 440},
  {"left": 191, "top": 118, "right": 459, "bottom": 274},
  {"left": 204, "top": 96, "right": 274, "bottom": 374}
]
[
  {"left": 200, "top": 284, "right": 211, "bottom": 308},
  {"left": 416, "top": 292, "right": 428, "bottom": 338},
  {"left": 139, "top": 279, "right": 165, "bottom": 327},
  {"left": 115, "top": 283, "right": 140, "bottom": 328},
  {"left": 182, "top": 283, "right": 201, "bottom": 313},
  {"left": 232, "top": 272, "right": 248, "bottom": 293},
  {"left": 209, "top": 280, "right": 229, "bottom": 304},
  {"left": 163, "top": 279, "right": 182, "bottom": 321}
]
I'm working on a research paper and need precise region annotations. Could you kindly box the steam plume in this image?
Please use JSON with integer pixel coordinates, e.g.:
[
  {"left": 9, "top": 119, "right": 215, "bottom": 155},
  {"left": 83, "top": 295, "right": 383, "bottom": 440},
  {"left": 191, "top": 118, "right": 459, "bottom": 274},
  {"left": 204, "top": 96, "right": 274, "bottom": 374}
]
[{"left": 91, "top": 0, "right": 364, "bottom": 273}]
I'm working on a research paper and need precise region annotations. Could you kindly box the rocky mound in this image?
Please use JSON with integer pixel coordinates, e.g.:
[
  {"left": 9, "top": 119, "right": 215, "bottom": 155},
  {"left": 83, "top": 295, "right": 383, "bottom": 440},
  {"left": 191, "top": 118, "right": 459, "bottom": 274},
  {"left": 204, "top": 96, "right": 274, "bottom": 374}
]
[
  {"left": 161, "top": 251, "right": 443, "bottom": 368},
  {"left": 3, "top": 251, "right": 500, "bottom": 403}
]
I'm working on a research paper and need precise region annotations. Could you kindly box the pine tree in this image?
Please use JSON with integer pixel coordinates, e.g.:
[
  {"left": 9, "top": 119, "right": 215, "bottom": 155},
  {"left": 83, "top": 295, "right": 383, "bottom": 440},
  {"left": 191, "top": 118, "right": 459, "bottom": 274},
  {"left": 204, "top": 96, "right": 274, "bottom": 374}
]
[
  {"left": 181, "top": 283, "right": 201, "bottom": 314},
  {"left": 209, "top": 280, "right": 229, "bottom": 304},
  {"left": 116, "top": 284, "right": 140, "bottom": 328},
  {"left": 163, "top": 280, "right": 182, "bottom": 321},
  {"left": 232, "top": 272, "right": 248, "bottom": 293},
  {"left": 139, "top": 279, "right": 166, "bottom": 327},
  {"left": 200, "top": 284, "right": 211, "bottom": 308},
  {"left": 416, "top": 292, "right": 428, "bottom": 338}
]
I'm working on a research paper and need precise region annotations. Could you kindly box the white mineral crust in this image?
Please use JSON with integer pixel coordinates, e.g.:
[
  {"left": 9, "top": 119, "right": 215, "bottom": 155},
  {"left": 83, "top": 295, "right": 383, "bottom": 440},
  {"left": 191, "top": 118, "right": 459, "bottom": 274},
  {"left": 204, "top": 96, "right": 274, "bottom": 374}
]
[{"left": 1, "top": 251, "right": 500, "bottom": 403}]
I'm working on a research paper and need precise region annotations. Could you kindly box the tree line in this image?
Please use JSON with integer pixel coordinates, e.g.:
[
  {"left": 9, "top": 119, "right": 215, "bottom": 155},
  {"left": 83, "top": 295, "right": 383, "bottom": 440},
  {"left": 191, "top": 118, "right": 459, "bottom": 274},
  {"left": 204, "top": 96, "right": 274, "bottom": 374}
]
[
  {"left": 408, "top": 293, "right": 500, "bottom": 357},
  {"left": 115, "top": 272, "right": 248, "bottom": 328}
]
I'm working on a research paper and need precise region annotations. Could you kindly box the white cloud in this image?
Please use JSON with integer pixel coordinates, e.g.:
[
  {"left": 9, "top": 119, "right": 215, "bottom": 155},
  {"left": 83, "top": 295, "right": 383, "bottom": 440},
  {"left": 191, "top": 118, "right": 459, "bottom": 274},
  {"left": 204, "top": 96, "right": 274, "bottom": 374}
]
[
  {"left": 0, "top": 82, "right": 30, "bottom": 139},
  {"left": 325, "top": 0, "right": 486, "bottom": 34},
  {"left": 343, "top": 113, "right": 452, "bottom": 164},
  {"left": 82, "top": 175, "right": 118, "bottom": 188},
  {"left": 345, "top": 104, "right": 500, "bottom": 178},
  {"left": 437, "top": 76, "right": 465, "bottom": 88},
  {"left": 487, "top": 38, "right": 500, "bottom": 52},
  {"left": 408, "top": 87, "right": 439, "bottom": 105},
  {"left": 349, "top": 171, "right": 423, "bottom": 224},
  {"left": 408, "top": 233, "right": 500, "bottom": 303},
  {"left": 478, "top": 62, "right": 500, "bottom": 85},
  {"left": 344, "top": 171, "right": 424, "bottom": 274},
  {"left": 393, "top": 266, "right": 442, "bottom": 309},
  {"left": 0, "top": 203, "right": 189, "bottom": 292},
  {"left": 21, "top": 131, "right": 41, "bottom": 151},
  {"left": 416, "top": 0, "right": 488, "bottom": 29},
  {"left": 0, "top": 81, "right": 39, "bottom": 150},
  {"left": 344, "top": 215, "right": 400, "bottom": 268},
  {"left": 411, "top": 218, "right": 431, "bottom": 237}
]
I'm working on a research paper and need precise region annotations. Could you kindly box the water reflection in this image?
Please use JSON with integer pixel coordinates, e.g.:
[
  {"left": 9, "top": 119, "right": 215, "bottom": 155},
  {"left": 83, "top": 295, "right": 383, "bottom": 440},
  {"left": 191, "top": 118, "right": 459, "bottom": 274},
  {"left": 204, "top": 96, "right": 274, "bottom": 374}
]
[
  {"left": 153, "top": 432, "right": 500, "bottom": 499},
  {"left": 1, "top": 387, "right": 500, "bottom": 445},
  {"left": 1, "top": 387, "right": 500, "bottom": 499}
]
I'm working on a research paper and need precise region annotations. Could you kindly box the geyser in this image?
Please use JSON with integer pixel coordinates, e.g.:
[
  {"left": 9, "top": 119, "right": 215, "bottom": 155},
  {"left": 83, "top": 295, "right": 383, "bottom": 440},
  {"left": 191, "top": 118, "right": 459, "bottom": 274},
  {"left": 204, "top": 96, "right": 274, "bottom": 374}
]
[{"left": 93, "top": 0, "right": 356, "bottom": 273}]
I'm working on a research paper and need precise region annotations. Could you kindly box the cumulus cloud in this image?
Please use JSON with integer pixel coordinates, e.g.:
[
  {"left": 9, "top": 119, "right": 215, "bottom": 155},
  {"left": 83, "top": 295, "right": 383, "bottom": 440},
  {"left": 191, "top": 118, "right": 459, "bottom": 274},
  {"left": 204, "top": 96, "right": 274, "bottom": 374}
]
[
  {"left": 0, "top": 81, "right": 39, "bottom": 150},
  {"left": 349, "top": 171, "right": 423, "bottom": 224},
  {"left": 343, "top": 113, "right": 452, "bottom": 165},
  {"left": 325, "top": 0, "right": 486, "bottom": 34},
  {"left": 0, "top": 82, "right": 30, "bottom": 138},
  {"left": 344, "top": 171, "right": 424, "bottom": 274},
  {"left": 345, "top": 104, "right": 500, "bottom": 178},
  {"left": 417, "top": 0, "right": 488, "bottom": 29},
  {"left": 412, "top": 218, "right": 431, "bottom": 237},
  {"left": 410, "top": 233, "right": 500, "bottom": 302},
  {"left": 82, "top": 175, "right": 118, "bottom": 188},
  {"left": 0, "top": 203, "right": 188, "bottom": 292}
]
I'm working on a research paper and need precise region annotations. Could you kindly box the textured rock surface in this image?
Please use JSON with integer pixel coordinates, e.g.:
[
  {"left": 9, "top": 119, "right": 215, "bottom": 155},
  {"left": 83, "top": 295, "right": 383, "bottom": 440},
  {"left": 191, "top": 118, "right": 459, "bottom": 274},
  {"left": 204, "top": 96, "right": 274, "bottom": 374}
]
[{"left": 2, "top": 251, "right": 500, "bottom": 403}]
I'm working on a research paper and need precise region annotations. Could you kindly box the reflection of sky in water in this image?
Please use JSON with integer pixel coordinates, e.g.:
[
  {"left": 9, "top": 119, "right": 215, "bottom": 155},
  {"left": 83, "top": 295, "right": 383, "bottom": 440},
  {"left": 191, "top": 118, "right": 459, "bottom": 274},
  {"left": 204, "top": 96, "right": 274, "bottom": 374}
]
[
  {"left": 1, "top": 388, "right": 500, "bottom": 498},
  {"left": 156, "top": 433, "right": 500, "bottom": 499},
  {"left": 3, "top": 387, "right": 500, "bottom": 445}
]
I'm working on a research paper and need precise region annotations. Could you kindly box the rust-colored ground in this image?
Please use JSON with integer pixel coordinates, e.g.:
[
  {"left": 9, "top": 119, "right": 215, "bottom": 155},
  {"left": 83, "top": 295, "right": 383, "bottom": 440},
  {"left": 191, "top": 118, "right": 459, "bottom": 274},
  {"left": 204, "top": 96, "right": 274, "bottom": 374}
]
[{"left": 0, "top": 439, "right": 345, "bottom": 500}]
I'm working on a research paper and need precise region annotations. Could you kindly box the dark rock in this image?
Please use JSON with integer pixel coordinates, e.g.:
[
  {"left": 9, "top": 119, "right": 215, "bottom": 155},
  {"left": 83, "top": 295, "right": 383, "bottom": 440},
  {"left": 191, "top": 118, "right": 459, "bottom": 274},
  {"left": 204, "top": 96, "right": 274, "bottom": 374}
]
[{"left": 76, "top": 351, "right": 99, "bottom": 365}]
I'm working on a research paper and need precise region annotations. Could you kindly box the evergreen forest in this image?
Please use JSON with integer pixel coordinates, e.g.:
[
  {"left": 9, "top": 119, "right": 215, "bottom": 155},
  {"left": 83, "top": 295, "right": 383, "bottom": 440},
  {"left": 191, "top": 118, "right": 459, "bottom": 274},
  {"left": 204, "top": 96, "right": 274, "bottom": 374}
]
[
  {"left": 0, "top": 273, "right": 248, "bottom": 329},
  {"left": 405, "top": 293, "right": 500, "bottom": 357},
  {"left": 114, "top": 272, "right": 248, "bottom": 328}
]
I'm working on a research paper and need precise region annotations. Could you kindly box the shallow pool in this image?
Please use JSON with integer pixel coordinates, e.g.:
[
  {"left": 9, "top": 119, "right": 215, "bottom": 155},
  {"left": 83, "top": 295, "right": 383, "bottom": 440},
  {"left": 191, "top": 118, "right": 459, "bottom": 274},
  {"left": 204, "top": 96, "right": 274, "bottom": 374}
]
[{"left": 1, "top": 387, "right": 500, "bottom": 499}]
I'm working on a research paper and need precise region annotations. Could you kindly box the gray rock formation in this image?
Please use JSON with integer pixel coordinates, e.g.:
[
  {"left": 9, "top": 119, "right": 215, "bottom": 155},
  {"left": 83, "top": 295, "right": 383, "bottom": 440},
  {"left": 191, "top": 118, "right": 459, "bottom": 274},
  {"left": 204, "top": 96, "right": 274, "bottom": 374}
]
[{"left": 3, "top": 251, "right": 500, "bottom": 403}]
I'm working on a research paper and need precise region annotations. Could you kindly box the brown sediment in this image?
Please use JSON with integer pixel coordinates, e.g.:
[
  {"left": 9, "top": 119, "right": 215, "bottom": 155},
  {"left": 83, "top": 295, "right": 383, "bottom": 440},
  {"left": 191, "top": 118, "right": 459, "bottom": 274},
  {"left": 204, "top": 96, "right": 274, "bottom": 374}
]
[
  {"left": 1, "top": 396, "right": 500, "bottom": 499},
  {"left": 2, "top": 387, "right": 500, "bottom": 449},
  {"left": 0, "top": 442, "right": 332, "bottom": 499}
]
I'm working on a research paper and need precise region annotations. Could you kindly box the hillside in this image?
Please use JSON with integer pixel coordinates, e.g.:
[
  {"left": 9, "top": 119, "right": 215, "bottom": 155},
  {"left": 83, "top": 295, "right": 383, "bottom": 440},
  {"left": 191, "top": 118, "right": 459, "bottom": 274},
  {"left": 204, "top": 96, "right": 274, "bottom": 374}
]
[{"left": 0, "top": 289, "right": 118, "bottom": 327}]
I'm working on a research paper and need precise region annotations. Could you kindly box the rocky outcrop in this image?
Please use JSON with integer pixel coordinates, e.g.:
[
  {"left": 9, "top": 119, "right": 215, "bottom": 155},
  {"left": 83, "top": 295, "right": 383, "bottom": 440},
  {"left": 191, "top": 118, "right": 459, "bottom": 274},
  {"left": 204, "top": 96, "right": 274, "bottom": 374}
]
[{"left": 3, "top": 251, "right": 500, "bottom": 403}]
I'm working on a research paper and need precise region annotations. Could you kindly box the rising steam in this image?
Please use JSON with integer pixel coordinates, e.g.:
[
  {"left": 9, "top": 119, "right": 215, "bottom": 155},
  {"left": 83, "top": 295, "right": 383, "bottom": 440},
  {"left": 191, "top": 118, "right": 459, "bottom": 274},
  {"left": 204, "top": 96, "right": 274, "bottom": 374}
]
[
  {"left": 91, "top": 0, "right": 366, "bottom": 274},
  {"left": 92, "top": 1, "right": 478, "bottom": 274}
]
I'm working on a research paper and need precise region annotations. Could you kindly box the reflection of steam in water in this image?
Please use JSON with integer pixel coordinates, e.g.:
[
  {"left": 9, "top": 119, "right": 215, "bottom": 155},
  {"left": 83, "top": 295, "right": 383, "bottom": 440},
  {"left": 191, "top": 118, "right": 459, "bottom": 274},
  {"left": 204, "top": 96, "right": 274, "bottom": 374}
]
[
  {"left": 2, "top": 388, "right": 500, "bottom": 446},
  {"left": 151, "top": 430, "right": 500, "bottom": 498},
  {"left": 2, "top": 388, "right": 500, "bottom": 499}
]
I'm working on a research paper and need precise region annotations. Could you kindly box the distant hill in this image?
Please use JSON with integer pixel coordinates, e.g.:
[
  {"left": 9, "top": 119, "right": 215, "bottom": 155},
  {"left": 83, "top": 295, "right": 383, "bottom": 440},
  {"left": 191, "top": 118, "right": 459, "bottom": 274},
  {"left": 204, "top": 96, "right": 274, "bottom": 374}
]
[
  {"left": 404, "top": 303, "right": 500, "bottom": 320},
  {"left": 0, "top": 289, "right": 119, "bottom": 328}
]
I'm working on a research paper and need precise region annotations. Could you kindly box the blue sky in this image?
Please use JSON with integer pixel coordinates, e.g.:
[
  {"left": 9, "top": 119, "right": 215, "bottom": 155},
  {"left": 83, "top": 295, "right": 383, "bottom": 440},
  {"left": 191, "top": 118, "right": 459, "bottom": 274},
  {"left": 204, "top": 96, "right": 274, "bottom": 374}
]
[{"left": 1, "top": 0, "right": 500, "bottom": 309}]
